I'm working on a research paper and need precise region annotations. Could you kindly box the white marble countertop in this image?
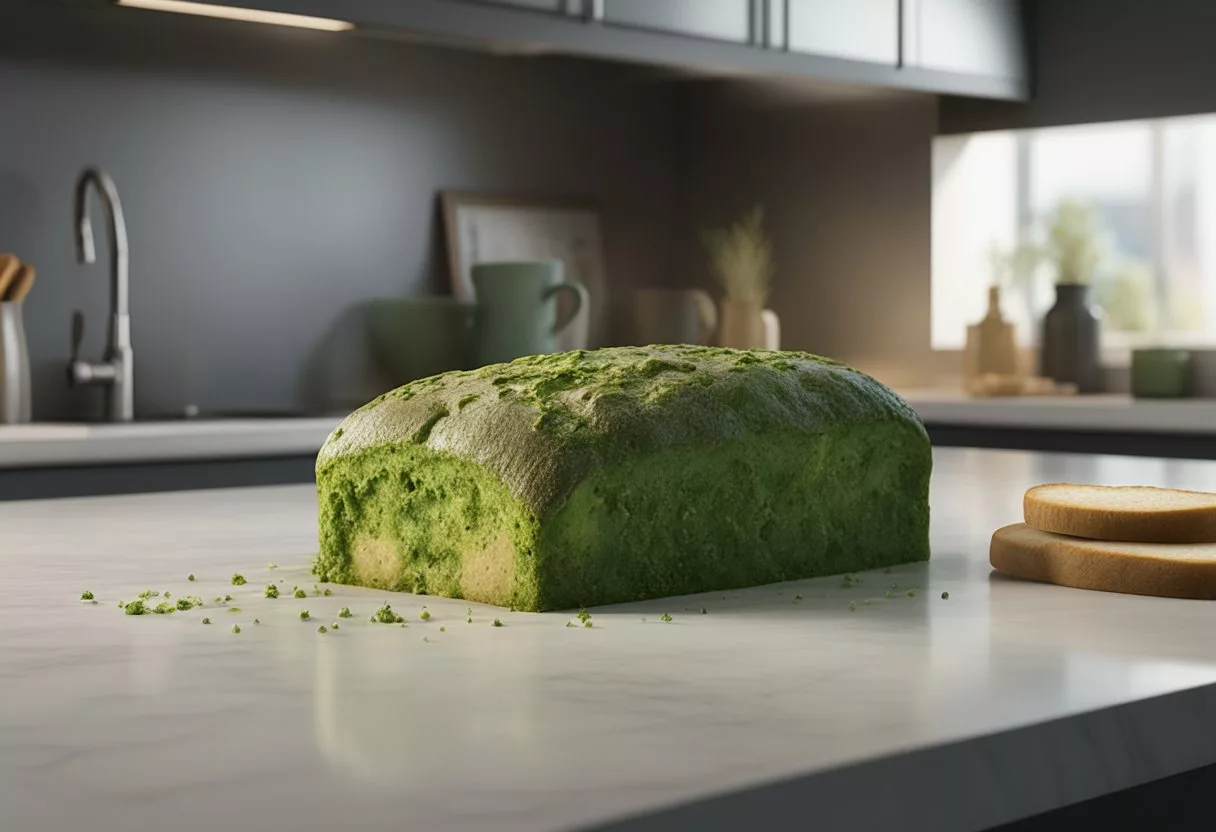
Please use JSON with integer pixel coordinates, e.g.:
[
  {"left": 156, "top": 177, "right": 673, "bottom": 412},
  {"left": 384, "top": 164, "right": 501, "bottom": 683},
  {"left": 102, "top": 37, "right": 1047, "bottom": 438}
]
[
  {"left": 5, "top": 447, "right": 1216, "bottom": 831},
  {"left": 0, "top": 416, "right": 341, "bottom": 469},
  {"left": 900, "top": 388, "right": 1216, "bottom": 434}
]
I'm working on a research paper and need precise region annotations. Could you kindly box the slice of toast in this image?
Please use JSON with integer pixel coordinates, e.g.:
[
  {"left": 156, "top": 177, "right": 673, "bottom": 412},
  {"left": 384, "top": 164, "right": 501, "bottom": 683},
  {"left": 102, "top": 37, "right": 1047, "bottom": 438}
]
[
  {"left": 1024, "top": 483, "right": 1216, "bottom": 543},
  {"left": 991, "top": 522, "right": 1216, "bottom": 600}
]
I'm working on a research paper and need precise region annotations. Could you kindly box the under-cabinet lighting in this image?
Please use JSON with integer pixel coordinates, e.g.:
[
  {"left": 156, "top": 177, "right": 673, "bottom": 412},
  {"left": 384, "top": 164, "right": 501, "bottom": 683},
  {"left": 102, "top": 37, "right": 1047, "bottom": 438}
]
[{"left": 116, "top": 0, "right": 354, "bottom": 32}]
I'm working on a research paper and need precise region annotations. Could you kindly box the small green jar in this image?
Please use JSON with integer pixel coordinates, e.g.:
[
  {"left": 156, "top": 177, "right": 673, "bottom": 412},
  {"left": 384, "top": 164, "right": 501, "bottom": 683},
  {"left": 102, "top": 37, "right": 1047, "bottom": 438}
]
[{"left": 1131, "top": 348, "right": 1191, "bottom": 398}]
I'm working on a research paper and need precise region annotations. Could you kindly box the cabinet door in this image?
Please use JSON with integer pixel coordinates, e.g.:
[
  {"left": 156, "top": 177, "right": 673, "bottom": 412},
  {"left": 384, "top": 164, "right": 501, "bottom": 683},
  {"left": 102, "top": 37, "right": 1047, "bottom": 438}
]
[
  {"left": 904, "top": 0, "right": 1025, "bottom": 79},
  {"left": 786, "top": 0, "right": 898, "bottom": 65},
  {"left": 601, "top": 0, "right": 753, "bottom": 44}
]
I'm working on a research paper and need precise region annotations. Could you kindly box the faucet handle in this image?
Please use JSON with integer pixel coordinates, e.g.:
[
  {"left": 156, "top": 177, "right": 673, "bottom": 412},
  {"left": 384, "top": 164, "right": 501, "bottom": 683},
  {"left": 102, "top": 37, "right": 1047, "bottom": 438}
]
[
  {"left": 67, "top": 310, "right": 86, "bottom": 387},
  {"left": 70, "top": 310, "right": 84, "bottom": 364}
]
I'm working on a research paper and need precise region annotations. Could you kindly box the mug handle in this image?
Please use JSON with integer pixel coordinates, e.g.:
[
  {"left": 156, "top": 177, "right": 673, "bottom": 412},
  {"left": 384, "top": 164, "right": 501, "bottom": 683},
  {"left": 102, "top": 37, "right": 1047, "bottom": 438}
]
[{"left": 544, "top": 281, "right": 589, "bottom": 336}]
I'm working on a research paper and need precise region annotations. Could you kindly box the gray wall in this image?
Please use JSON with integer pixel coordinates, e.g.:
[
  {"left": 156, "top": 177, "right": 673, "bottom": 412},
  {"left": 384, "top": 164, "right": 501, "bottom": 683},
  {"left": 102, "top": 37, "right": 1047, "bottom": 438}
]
[{"left": 0, "top": 3, "right": 678, "bottom": 420}]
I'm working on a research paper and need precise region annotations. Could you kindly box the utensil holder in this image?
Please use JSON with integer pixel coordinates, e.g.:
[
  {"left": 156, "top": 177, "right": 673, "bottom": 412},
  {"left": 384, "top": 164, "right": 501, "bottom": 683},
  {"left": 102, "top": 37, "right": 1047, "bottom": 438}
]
[{"left": 0, "top": 301, "right": 32, "bottom": 423}]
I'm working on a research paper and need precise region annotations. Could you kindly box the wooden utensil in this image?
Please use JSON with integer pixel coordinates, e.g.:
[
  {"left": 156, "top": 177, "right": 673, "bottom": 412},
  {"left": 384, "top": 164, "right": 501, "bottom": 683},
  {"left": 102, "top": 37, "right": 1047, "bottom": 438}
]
[
  {"left": 0, "top": 254, "right": 19, "bottom": 300},
  {"left": 5, "top": 264, "right": 35, "bottom": 303}
]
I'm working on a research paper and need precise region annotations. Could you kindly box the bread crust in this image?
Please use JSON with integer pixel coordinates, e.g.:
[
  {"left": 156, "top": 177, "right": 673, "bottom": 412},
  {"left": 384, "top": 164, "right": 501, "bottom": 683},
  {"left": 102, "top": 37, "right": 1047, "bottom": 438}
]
[
  {"left": 1024, "top": 483, "right": 1216, "bottom": 543},
  {"left": 991, "top": 522, "right": 1216, "bottom": 600}
]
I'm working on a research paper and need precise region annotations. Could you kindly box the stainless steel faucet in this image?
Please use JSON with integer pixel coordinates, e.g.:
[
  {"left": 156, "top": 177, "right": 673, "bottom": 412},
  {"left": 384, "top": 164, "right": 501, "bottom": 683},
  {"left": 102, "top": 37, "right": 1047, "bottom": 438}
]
[{"left": 69, "top": 168, "right": 134, "bottom": 422}]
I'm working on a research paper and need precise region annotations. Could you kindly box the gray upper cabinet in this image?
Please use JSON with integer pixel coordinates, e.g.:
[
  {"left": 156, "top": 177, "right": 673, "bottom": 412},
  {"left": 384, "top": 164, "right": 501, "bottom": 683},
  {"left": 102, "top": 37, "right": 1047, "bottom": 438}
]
[
  {"left": 469, "top": 0, "right": 567, "bottom": 11},
  {"left": 128, "top": 0, "right": 1027, "bottom": 99},
  {"left": 903, "top": 0, "right": 1026, "bottom": 80},
  {"left": 601, "top": 0, "right": 753, "bottom": 45},
  {"left": 785, "top": 0, "right": 899, "bottom": 65}
]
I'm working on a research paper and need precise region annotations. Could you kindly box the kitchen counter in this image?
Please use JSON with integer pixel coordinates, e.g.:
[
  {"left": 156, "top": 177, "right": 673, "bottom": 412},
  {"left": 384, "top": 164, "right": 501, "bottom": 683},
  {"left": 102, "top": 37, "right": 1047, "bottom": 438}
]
[
  {"left": 5, "top": 447, "right": 1216, "bottom": 832},
  {"left": 0, "top": 417, "right": 341, "bottom": 469},
  {"left": 901, "top": 389, "right": 1216, "bottom": 434}
]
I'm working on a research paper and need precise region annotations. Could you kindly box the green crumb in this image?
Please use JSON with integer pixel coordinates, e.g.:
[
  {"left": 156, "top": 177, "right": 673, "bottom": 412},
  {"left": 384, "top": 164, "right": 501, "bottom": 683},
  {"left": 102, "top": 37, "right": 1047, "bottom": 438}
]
[
  {"left": 331, "top": 622, "right": 339, "bottom": 629},
  {"left": 137, "top": 589, "right": 159, "bottom": 599},
  {"left": 188, "top": 574, "right": 196, "bottom": 582},
  {"left": 421, "top": 635, "right": 429, "bottom": 643},
  {"left": 268, "top": 563, "right": 278, "bottom": 570},
  {"left": 224, "top": 595, "right": 232, "bottom": 602},
  {"left": 419, "top": 607, "right": 431, "bottom": 621},
  {"left": 848, "top": 601, "right": 857, "bottom": 612},
  {"left": 338, "top": 607, "right": 353, "bottom": 619},
  {"left": 163, "top": 592, "right": 172, "bottom": 599},
  {"left": 906, "top": 589, "right": 918, "bottom": 598},
  {"left": 466, "top": 617, "right": 472, "bottom": 624},
  {"left": 863, "top": 599, "right": 872, "bottom": 605},
  {"left": 228, "top": 607, "right": 241, "bottom": 614},
  {"left": 701, "top": 607, "right": 708, "bottom": 614},
  {"left": 492, "top": 618, "right": 503, "bottom": 627},
  {"left": 231, "top": 574, "right": 247, "bottom": 586},
  {"left": 202, "top": 617, "right": 211, "bottom": 625},
  {"left": 941, "top": 591, "right": 950, "bottom": 600},
  {"left": 440, "top": 626, "right": 446, "bottom": 632},
  {"left": 152, "top": 601, "right": 175, "bottom": 615},
  {"left": 400, "top": 623, "right": 406, "bottom": 628},
  {"left": 80, "top": 590, "right": 94, "bottom": 601},
  {"left": 317, "top": 625, "right": 328, "bottom": 634},
  {"left": 323, "top": 588, "right": 333, "bottom": 596},
  {"left": 890, "top": 582, "right": 898, "bottom": 590},
  {"left": 299, "top": 610, "right": 311, "bottom": 620},
  {"left": 566, "top": 621, "right": 574, "bottom": 628},
  {"left": 576, "top": 608, "right": 592, "bottom": 624},
  {"left": 213, "top": 597, "right": 224, "bottom": 604},
  {"left": 583, "top": 620, "right": 593, "bottom": 628},
  {"left": 793, "top": 593, "right": 803, "bottom": 602},
  {"left": 372, "top": 604, "right": 404, "bottom": 624},
  {"left": 293, "top": 589, "right": 306, "bottom": 599},
  {"left": 254, "top": 618, "right": 260, "bottom": 624},
  {"left": 123, "top": 599, "right": 147, "bottom": 615},
  {"left": 175, "top": 597, "right": 195, "bottom": 611},
  {"left": 885, "top": 590, "right": 893, "bottom": 599},
  {"left": 231, "top": 624, "right": 240, "bottom": 634},
  {"left": 264, "top": 584, "right": 279, "bottom": 599},
  {"left": 660, "top": 612, "right": 673, "bottom": 623}
]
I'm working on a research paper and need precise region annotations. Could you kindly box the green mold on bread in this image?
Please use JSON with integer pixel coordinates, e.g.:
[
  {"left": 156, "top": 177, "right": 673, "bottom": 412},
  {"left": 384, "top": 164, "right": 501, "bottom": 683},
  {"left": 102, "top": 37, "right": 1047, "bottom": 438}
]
[{"left": 315, "top": 345, "right": 931, "bottom": 611}]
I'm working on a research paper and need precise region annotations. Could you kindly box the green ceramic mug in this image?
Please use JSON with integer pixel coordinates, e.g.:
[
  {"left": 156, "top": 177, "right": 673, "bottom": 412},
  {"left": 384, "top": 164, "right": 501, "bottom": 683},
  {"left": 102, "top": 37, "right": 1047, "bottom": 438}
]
[
  {"left": 1131, "top": 348, "right": 1191, "bottom": 398},
  {"left": 367, "top": 297, "right": 475, "bottom": 384},
  {"left": 470, "top": 261, "right": 589, "bottom": 367}
]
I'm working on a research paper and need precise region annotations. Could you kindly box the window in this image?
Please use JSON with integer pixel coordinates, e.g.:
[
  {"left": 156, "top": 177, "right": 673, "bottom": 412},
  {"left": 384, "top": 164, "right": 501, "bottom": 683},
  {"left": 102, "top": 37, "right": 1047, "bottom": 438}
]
[{"left": 931, "top": 114, "right": 1216, "bottom": 353}]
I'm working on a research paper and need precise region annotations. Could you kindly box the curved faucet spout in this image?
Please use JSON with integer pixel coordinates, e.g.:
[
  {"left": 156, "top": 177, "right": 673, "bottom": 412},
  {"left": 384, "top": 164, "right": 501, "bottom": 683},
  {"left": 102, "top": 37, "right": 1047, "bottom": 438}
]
[
  {"left": 74, "top": 168, "right": 129, "bottom": 318},
  {"left": 70, "top": 167, "right": 133, "bottom": 422}
]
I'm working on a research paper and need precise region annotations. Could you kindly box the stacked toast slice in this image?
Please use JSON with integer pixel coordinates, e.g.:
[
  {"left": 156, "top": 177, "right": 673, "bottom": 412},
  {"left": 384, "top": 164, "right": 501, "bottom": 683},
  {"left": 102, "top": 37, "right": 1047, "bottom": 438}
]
[{"left": 991, "top": 484, "right": 1216, "bottom": 599}]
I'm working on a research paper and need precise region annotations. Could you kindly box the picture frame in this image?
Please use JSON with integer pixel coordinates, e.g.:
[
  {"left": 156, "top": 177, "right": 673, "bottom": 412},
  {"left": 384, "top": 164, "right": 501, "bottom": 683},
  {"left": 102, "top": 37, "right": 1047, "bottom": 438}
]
[{"left": 441, "top": 191, "right": 607, "bottom": 351}]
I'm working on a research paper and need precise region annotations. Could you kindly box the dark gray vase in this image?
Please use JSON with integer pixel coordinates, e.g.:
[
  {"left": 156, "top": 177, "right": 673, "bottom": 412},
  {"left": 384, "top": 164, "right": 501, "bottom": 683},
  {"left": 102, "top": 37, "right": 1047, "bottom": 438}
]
[{"left": 1040, "top": 283, "right": 1102, "bottom": 393}]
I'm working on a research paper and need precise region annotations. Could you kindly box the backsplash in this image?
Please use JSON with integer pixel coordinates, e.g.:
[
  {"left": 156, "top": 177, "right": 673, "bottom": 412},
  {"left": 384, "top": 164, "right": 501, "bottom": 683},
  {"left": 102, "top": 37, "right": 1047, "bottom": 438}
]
[{"left": 0, "top": 4, "right": 678, "bottom": 421}]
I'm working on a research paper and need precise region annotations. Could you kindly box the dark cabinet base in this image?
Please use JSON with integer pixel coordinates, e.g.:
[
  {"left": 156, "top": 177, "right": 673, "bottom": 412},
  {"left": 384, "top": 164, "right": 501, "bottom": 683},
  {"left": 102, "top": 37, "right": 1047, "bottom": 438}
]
[
  {"left": 927, "top": 424, "right": 1216, "bottom": 461},
  {"left": 0, "top": 456, "right": 317, "bottom": 501}
]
